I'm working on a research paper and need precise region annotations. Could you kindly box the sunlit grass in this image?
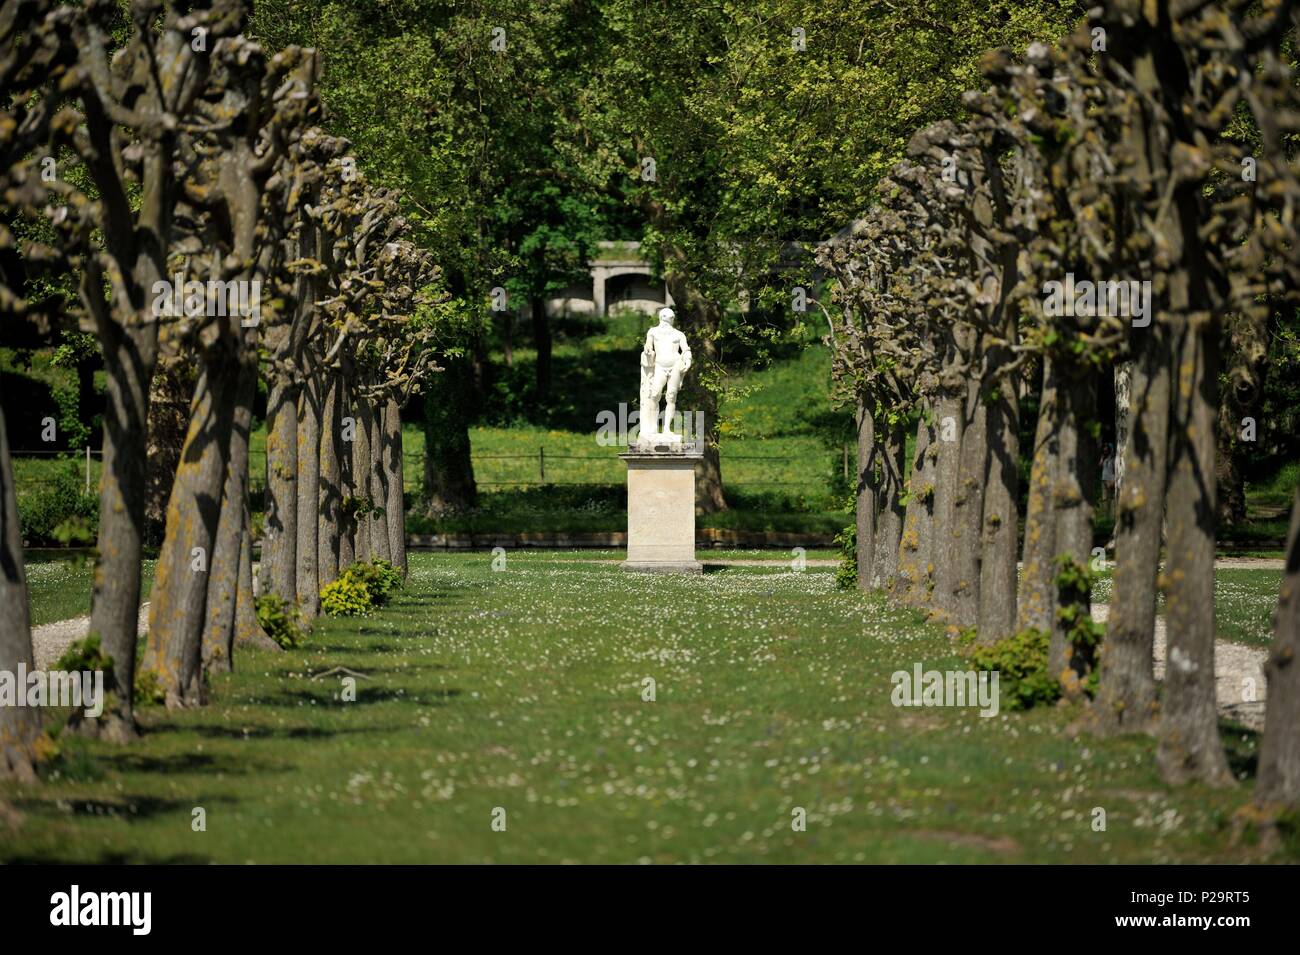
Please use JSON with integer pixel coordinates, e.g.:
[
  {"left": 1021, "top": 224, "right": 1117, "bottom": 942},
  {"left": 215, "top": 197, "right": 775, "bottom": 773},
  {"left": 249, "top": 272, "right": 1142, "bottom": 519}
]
[{"left": 2, "top": 552, "right": 1288, "bottom": 864}]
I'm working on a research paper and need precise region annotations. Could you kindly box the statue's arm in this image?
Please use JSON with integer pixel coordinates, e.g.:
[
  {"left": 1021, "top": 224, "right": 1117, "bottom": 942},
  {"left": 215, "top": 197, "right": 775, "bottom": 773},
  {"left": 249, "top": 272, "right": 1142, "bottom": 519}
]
[{"left": 678, "top": 334, "right": 692, "bottom": 372}]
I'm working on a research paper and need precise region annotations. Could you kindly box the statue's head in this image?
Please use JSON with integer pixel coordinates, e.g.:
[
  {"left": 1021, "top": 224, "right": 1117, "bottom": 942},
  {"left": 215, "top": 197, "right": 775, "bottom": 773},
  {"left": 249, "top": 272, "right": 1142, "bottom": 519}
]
[{"left": 657, "top": 306, "right": 676, "bottom": 326}]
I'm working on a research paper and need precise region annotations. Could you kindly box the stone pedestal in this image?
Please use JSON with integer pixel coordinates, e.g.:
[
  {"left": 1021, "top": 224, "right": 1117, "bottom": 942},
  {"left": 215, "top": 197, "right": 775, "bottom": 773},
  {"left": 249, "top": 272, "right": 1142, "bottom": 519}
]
[{"left": 620, "top": 445, "right": 702, "bottom": 573}]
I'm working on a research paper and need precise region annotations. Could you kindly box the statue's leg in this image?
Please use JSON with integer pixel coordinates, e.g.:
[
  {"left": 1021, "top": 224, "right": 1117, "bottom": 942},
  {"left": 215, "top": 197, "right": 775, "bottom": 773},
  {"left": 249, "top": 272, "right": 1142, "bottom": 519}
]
[
  {"left": 645, "top": 368, "right": 668, "bottom": 436},
  {"left": 663, "top": 366, "right": 683, "bottom": 436}
]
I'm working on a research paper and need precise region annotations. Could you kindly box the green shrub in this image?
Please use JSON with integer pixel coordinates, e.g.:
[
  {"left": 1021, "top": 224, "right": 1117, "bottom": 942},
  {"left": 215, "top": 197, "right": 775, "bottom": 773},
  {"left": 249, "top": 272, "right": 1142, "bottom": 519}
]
[
  {"left": 320, "top": 559, "right": 405, "bottom": 616},
  {"left": 961, "top": 627, "right": 1061, "bottom": 711},
  {"left": 320, "top": 575, "right": 373, "bottom": 616},
  {"left": 344, "top": 558, "right": 403, "bottom": 606},
  {"left": 133, "top": 669, "right": 166, "bottom": 707},
  {"left": 17, "top": 461, "right": 98, "bottom": 546},
  {"left": 53, "top": 633, "right": 113, "bottom": 673},
  {"left": 255, "top": 594, "right": 307, "bottom": 649},
  {"left": 833, "top": 522, "right": 857, "bottom": 591}
]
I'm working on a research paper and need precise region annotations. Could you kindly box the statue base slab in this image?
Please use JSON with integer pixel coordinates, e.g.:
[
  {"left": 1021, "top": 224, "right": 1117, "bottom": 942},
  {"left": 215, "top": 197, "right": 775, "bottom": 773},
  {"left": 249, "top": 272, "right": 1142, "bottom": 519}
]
[{"left": 620, "top": 446, "right": 703, "bottom": 574}]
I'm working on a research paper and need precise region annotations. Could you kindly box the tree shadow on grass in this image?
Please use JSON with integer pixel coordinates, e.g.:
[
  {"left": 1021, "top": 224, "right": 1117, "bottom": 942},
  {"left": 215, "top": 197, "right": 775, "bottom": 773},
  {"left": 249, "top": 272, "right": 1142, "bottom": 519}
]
[
  {"left": 101, "top": 751, "right": 292, "bottom": 777},
  {"left": 1219, "top": 718, "right": 1260, "bottom": 779},
  {"left": 12, "top": 793, "right": 235, "bottom": 821},
  {"left": 264, "top": 686, "right": 463, "bottom": 708},
  {"left": 4, "top": 850, "right": 213, "bottom": 864},
  {"left": 146, "top": 722, "right": 391, "bottom": 741}
]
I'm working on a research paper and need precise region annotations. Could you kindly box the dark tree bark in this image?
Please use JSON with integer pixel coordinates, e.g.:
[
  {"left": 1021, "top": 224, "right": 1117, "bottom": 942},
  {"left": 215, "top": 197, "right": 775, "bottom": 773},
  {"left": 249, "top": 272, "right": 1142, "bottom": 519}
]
[
  {"left": 948, "top": 375, "right": 988, "bottom": 628},
  {"left": 870, "top": 420, "right": 906, "bottom": 591},
  {"left": 318, "top": 376, "right": 343, "bottom": 586},
  {"left": 928, "top": 389, "right": 964, "bottom": 617},
  {"left": 1157, "top": 318, "right": 1232, "bottom": 787},
  {"left": 1254, "top": 485, "right": 1300, "bottom": 814},
  {"left": 351, "top": 397, "right": 374, "bottom": 563},
  {"left": 261, "top": 376, "right": 299, "bottom": 602},
  {"left": 1048, "top": 370, "right": 1098, "bottom": 683},
  {"left": 531, "top": 295, "right": 552, "bottom": 401},
  {"left": 87, "top": 316, "right": 159, "bottom": 736},
  {"left": 422, "top": 354, "right": 478, "bottom": 513},
  {"left": 1215, "top": 310, "right": 1269, "bottom": 526},
  {"left": 144, "top": 353, "right": 195, "bottom": 547},
  {"left": 368, "top": 400, "right": 392, "bottom": 563},
  {"left": 202, "top": 354, "right": 255, "bottom": 676},
  {"left": 661, "top": 269, "right": 726, "bottom": 514},
  {"left": 337, "top": 378, "right": 356, "bottom": 571},
  {"left": 296, "top": 375, "right": 322, "bottom": 616},
  {"left": 978, "top": 369, "right": 1020, "bottom": 644},
  {"left": 1113, "top": 361, "right": 1132, "bottom": 508},
  {"left": 383, "top": 397, "right": 407, "bottom": 574},
  {"left": 1018, "top": 358, "right": 1060, "bottom": 635},
  {"left": 853, "top": 399, "right": 877, "bottom": 594},
  {"left": 232, "top": 505, "right": 267, "bottom": 653},
  {"left": 897, "top": 414, "right": 935, "bottom": 605},
  {"left": 0, "top": 403, "right": 42, "bottom": 780}
]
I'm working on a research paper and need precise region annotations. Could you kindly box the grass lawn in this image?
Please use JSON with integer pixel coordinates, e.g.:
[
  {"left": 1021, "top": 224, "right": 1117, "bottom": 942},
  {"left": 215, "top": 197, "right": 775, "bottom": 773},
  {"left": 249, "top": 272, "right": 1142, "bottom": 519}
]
[
  {"left": 23, "top": 553, "right": 157, "bottom": 628},
  {"left": 1090, "top": 567, "right": 1282, "bottom": 649},
  {"left": 2, "top": 552, "right": 1289, "bottom": 863}
]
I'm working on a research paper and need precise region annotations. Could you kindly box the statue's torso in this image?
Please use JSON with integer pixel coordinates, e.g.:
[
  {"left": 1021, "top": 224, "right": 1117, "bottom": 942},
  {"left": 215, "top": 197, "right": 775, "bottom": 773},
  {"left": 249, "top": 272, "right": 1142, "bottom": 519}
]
[{"left": 648, "top": 326, "right": 684, "bottom": 369}]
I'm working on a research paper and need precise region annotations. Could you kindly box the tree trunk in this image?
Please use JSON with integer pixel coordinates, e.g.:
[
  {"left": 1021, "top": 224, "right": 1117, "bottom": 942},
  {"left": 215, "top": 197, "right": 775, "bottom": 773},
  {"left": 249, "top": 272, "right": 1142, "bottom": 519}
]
[
  {"left": 261, "top": 376, "right": 298, "bottom": 602},
  {"left": 1254, "top": 484, "right": 1300, "bottom": 813},
  {"left": 1018, "top": 358, "right": 1060, "bottom": 635},
  {"left": 142, "top": 359, "right": 237, "bottom": 708},
  {"left": 1094, "top": 328, "right": 1169, "bottom": 735},
  {"left": 1216, "top": 309, "right": 1269, "bottom": 526},
  {"left": 1157, "top": 319, "right": 1232, "bottom": 787},
  {"left": 318, "top": 375, "right": 343, "bottom": 585},
  {"left": 871, "top": 421, "right": 906, "bottom": 591},
  {"left": 383, "top": 398, "right": 407, "bottom": 575},
  {"left": 352, "top": 398, "right": 374, "bottom": 563},
  {"left": 947, "top": 376, "right": 987, "bottom": 628},
  {"left": 978, "top": 371, "right": 1020, "bottom": 644},
  {"left": 422, "top": 354, "right": 478, "bottom": 513},
  {"left": 1048, "top": 369, "right": 1098, "bottom": 685},
  {"left": 87, "top": 321, "right": 159, "bottom": 737},
  {"left": 296, "top": 375, "right": 322, "bottom": 617},
  {"left": 532, "top": 295, "right": 552, "bottom": 401},
  {"left": 144, "top": 353, "right": 195, "bottom": 548},
  {"left": 694, "top": 383, "right": 727, "bottom": 515},
  {"left": 928, "top": 389, "right": 965, "bottom": 618},
  {"left": 337, "top": 379, "right": 356, "bottom": 571},
  {"left": 202, "top": 355, "right": 255, "bottom": 676},
  {"left": 897, "top": 413, "right": 935, "bottom": 605},
  {"left": 368, "top": 400, "right": 392, "bottom": 563},
  {"left": 854, "top": 399, "right": 877, "bottom": 593},
  {"left": 232, "top": 504, "right": 265, "bottom": 654},
  {"left": 0, "top": 403, "right": 42, "bottom": 780},
  {"left": 661, "top": 269, "right": 726, "bottom": 513},
  {"left": 1113, "top": 361, "right": 1132, "bottom": 508}
]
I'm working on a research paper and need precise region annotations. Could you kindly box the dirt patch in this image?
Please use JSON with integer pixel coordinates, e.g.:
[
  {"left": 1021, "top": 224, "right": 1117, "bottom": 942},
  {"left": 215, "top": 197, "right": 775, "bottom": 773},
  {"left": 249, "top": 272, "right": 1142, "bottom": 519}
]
[
  {"left": 907, "top": 829, "right": 1019, "bottom": 855},
  {"left": 1090, "top": 603, "right": 1266, "bottom": 731},
  {"left": 30, "top": 604, "right": 150, "bottom": 671}
]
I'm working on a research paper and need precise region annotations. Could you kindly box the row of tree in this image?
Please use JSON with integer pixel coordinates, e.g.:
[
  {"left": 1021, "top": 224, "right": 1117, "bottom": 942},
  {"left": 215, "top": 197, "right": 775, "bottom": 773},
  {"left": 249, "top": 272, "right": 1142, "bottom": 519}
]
[
  {"left": 1, "top": 0, "right": 440, "bottom": 777},
  {"left": 820, "top": 0, "right": 1299, "bottom": 816}
]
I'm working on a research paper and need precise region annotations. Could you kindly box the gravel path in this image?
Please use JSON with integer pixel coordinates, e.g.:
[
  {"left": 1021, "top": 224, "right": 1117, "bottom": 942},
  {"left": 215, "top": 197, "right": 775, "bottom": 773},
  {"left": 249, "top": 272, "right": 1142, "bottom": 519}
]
[
  {"left": 31, "top": 604, "right": 150, "bottom": 671},
  {"left": 1090, "top": 603, "right": 1267, "bottom": 730}
]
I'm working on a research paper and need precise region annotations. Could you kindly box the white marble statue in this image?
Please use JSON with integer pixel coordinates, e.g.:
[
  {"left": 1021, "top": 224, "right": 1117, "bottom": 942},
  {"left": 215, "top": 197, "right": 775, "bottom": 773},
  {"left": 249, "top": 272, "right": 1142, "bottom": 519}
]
[{"left": 638, "top": 306, "right": 692, "bottom": 447}]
